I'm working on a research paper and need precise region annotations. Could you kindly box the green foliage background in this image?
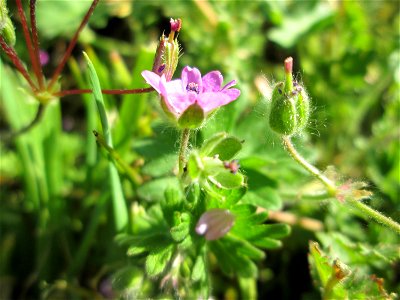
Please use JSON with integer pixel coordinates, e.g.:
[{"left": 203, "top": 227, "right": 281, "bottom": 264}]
[{"left": 1, "top": 0, "right": 399, "bottom": 299}]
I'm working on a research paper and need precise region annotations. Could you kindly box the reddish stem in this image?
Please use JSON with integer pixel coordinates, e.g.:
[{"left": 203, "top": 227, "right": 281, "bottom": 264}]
[
  {"left": 16, "top": 0, "right": 42, "bottom": 89},
  {"left": 48, "top": 0, "right": 100, "bottom": 90},
  {"left": 0, "top": 37, "right": 38, "bottom": 92},
  {"left": 54, "top": 87, "right": 154, "bottom": 97},
  {"left": 29, "top": 0, "right": 45, "bottom": 89}
]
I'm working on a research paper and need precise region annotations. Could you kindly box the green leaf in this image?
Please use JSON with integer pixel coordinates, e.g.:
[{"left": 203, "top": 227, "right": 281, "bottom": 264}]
[
  {"left": 84, "top": 52, "right": 128, "bottom": 232},
  {"left": 192, "top": 251, "right": 206, "bottom": 282},
  {"left": 112, "top": 266, "right": 143, "bottom": 292},
  {"left": 209, "top": 171, "right": 245, "bottom": 189},
  {"left": 242, "top": 187, "right": 282, "bottom": 210},
  {"left": 209, "top": 239, "right": 258, "bottom": 278},
  {"left": 188, "top": 151, "right": 204, "bottom": 180},
  {"left": 145, "top": 244, "right": 174, "bottom": 277},
  {"left": 252, "top": 237, "right": 282, "bottom": 249},
  {"left": 162, "top": 186, "right": 184, "bottom": 226},
  {"left": 137, "top": 177, "right": 180, "bottom": 202},
  {"left": 202, "top": 133, "right": 243, "bottom": 161},
  {"left": 268, "top": 2, "right": 334, "bottom": 48},
  {"left": 170, "top": 220, "right": 190, "bottom": 242}
]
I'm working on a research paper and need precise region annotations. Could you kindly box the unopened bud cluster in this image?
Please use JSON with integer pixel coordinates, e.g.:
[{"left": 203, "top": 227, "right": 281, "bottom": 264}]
[{"left": 269, "top": 57, "right": 310, "bottom": 136}]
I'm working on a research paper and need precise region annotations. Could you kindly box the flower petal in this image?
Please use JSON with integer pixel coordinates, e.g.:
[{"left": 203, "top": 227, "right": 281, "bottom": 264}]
[
  {"left": 202, "top": 71, "right": 223, "bottom": 92},
  {"left": 141, "top": 70, "right": 162, "bottom": 93},
  {"left": 181, "top": 66, "right": 202, "bottom": 92},
  {"left": 221, "top": 79, "right": 237, "bottom": 90},
  {"left": 164, "top": 92, "right": 197, "bottom": 115},
  {"left": 222, "top": 88, "right": 241, "bottom": 101},
  {"left": 197, "top": 92, "right": 233, "bottom": 112},
  {"left": 160, "top": 78, "right": 184, "bottom": 98}
]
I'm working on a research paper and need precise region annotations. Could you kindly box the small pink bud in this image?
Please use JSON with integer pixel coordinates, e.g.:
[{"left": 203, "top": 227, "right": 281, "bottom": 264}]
[
  {"left": 170, "top": 18, "right": 182, "bottom": 33},
  {"left": 195, "top": 209, "right": 235, "bottom": 241},
  {"left": 284, "top": 57, "right": 293, "bottom": 75}
]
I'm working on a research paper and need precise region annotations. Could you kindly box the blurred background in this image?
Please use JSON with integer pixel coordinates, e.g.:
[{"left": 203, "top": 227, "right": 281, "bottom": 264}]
[{"left": 1, "top": 0, "right": 399, "bottom": 299}]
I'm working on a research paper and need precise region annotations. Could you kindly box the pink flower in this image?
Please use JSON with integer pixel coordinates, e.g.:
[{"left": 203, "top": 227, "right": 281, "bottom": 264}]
[{"left": 141, "top": 66, "right": 240, "bottom": 119}]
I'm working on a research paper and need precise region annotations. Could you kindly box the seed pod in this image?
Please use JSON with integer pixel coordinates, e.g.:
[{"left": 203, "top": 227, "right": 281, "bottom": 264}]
[{"left": 269, "top": 57, "right": 310, "bottom": 136}]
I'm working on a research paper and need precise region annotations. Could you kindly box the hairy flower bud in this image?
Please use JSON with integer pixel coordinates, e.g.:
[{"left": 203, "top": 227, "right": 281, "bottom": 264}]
[
  {"left": 0, "top": 0, "right": 16, "bottom": 46},
  {"left": 269, "top": 57, "right": 310, "bottom": 136},
  {"left": 195, "top": 209, "right": 235, "bottom": 241}
]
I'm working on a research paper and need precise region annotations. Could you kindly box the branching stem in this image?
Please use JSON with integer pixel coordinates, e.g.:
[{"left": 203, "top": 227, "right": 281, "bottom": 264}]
[{"left": 48, "top": 0, "right": 100, "bottom": 89}]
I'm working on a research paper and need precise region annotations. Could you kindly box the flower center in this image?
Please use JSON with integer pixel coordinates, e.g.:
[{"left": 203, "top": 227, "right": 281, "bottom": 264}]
[{"left": 186, "top": 82, "right": 200, "bottom": 94}]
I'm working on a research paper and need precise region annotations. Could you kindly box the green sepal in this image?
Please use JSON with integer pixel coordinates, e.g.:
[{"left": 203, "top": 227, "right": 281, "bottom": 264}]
[
  {"left": 200, "top": 132, "right": 242, "bottom": 160},
  {"left": 178, "top": 102, "right": 205, "bottom": 129}
]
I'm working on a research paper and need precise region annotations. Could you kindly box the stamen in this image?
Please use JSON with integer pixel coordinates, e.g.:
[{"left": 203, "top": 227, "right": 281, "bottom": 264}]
[{"left": 186, "top": 82, "right": 199, "bottom": 93}]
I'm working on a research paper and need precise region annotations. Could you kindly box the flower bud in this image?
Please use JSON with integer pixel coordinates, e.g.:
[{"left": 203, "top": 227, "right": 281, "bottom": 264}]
[
  {"left": 151, "top": 18, "right": 181, "bottom": 81},
  {"left": 195, "top": 209, "right": 235, "bottom": 241},
  {"left": 269, "top": 57, "right": 310, "bottom": 136},
  {"left": 0, "top": 0, "right": 16, "bottom": 46}
]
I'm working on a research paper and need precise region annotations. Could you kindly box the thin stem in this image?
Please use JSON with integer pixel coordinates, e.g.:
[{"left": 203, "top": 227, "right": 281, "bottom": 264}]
[
  {"left": 178, "top": 128, "right": 190, "bottom": 177},
  {"left": 0, "top": 36, "right": 38, "bottom": 92},
  {"left": 54, "top": 87, "right": 154, "bottom": 97},
  {"left": 48, "top": 0, "right": 100, "bottom": 89},
  {"left": 282, "top": 136, "right": 337, "bottom": 196},
  {"left": 93, "top": 131, "right": 142, "bottom": 185},
  {"left": 16, "top": 0, "right": 42, "bottom": 88},
  {"left": 29, "top": 0, "right": 45, "bottom": 89},
  {"left": 347, "top": 198, "right": 400, "bottom": 235},
  {"left": 282, "top": 135, "right": 400, "bottom": 235}
]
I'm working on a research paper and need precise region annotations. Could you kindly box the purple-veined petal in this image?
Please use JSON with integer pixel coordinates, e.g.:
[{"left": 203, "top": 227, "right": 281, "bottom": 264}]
[
  {"left": 202, "top": 71, "right": 223, "bottom": 92},
  {"left": 197, "top": 92, "right": 234, "bottom": 112},
  {"left": 181, "top": 66, "right": 202, "bottom": 92},
  {"left": 141, "top": 70, "right": 162, "bottom": 93},
  {"left": 221, "top": 88, "right": 241, "bottom": 101},
  {"left": 221, "top": 79, "right": 237, "bottom": 91}
]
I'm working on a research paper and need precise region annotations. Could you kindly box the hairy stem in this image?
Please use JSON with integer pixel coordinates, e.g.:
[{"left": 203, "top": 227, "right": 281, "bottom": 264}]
[
  {"left": 282, "top": 136, "right": 400, "bottom": 235},
  {"left": 29, "top": 0, "right": 45, "bottom": 89},
  {"left": 15, "top": 0, "right": 42, "bottom": 89},
  {"left": 0, "top": 36, "right": 38, "bottom": 92},
  {"left": 178, "top": 128, "right": 190, "bottom": 177},
  {"left": 347, "top": 198, "right": 400, "bottom": 235},
  {"left": 48, "top": 0, "right": 100, "bottom": 89},
  {"left": 282, "top": 136, "right": 337, "bottom": 196}
]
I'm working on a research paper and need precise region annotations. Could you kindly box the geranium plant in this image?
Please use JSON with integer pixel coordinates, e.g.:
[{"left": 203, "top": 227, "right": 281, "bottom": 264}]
[{"left": 1, "top": 1, "right": 399, "bottom": 299}]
